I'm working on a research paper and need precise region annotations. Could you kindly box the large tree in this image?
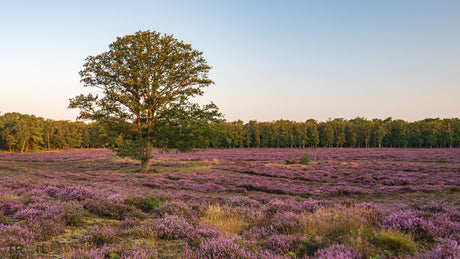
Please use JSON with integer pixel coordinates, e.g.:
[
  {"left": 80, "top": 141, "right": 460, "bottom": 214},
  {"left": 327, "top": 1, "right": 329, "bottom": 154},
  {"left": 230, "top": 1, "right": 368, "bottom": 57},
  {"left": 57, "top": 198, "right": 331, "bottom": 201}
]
[{"left": 69, "top": 30, "right": 216, "bottom": 171}]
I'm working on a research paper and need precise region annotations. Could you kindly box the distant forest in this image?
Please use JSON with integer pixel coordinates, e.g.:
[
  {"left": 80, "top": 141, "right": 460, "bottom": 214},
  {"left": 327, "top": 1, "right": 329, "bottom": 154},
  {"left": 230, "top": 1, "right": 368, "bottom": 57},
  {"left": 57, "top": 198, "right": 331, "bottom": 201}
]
[{"left": 1, "top": 112, "right": 459, "bottom": 152}]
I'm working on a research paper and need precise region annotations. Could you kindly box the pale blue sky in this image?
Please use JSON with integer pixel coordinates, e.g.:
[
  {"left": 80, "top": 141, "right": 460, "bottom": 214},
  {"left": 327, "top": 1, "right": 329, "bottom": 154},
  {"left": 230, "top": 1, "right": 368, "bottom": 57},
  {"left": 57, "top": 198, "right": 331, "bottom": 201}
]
[{"left": 1, "top": 0, "right": 459, "bottom": 122}]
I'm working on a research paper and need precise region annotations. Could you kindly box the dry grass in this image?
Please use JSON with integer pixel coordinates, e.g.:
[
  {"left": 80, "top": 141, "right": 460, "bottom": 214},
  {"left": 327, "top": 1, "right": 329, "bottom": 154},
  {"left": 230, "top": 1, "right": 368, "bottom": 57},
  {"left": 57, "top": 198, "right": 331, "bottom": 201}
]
[
  {"left": 301, "top": 204, "right": 375, "bottom": 240},
  {"left": 201, "top": 204, "right": 248, "bottom": 236}
]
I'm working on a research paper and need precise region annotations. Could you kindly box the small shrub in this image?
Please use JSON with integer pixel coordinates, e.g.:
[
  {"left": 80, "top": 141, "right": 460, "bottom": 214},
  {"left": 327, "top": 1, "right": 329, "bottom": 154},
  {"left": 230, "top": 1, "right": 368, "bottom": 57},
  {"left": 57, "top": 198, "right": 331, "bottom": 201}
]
[
  {"left": 301, "top": 153, "right": 310, "bottom": 165},
  {"left": 62, "top": 201, "right": 85, "bottom": 226},
  {"left": 0, "top": 198, "right": 23, "bottom": 215},
  {"left": 418, "top": 239, "right": 460, "bottom": 258},
  {"left": 158, "top": 200, "right": 194, "bottom": 219},
  {"left": 83, "top": 224, "right": 117, "bottom": 247},
  {"left": 65, "top": 245, "right": 112, "bottom": 259},
  {"left": 0, "top": 224, "right": 34, "bottom": 246},
  {"left": 125, "top": 196, "right": 162, "bottom": 212},
  {"left": 266, "top": 234, "right": 302, "bottom": 254},
  {"left": 153, "top": 214, "right": 193, "bottom": 239},
  {"left": 263, "top": 199, "right": 303, "bottom": 216},
  {"left": 382, "top": 209, "right": 440, "bottom": 241},
  {"left": 14, "top": 202, "right": 66, "bottom": 240},
  {"left": 272, "top": 211, "right": 302, "bottom": 235},
  {"left": 13, "top": 202, "right": 63, "bottom": 220},
  {"left": 313, "top": 244, "right": 361, "bottom": 259},
  {"left": 124, "top": 220, "right": 157, "bottom": 239},
  {"left": 185, "top": 224, "right": 222, "bottom": 247},
  {"left": 56, "top": 185, "right": 96, "bottom": 202},
  {"left": 66, "top": 244, "right": 158, "bottom": 259},
  {"left": 119, "top": 245, "right": 158, "bottom": 259},
  {"left": 242, "top": 225, "right": 276, "bottom": 240},
  {"left": 23, "top": 217, "right": 66, "bottom": 241},
  {"left": 84, "top": 195, "right": 133, "bottom": 220},
  {"left": 185, "top": 236, "right": 281, "bottom": 259}
]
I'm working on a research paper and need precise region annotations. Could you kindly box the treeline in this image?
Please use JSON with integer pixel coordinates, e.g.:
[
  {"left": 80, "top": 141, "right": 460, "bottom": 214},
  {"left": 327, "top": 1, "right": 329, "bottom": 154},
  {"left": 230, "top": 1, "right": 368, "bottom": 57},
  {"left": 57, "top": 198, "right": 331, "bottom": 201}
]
[
  {"left": 1, "top": 112, "right": 460, "bottom": 152},
  {"left": 0, "top": 113, "right": 109, "bottom": 152},
  {"left": 208, "top": 118, "right": 460, "bottom": 148}
]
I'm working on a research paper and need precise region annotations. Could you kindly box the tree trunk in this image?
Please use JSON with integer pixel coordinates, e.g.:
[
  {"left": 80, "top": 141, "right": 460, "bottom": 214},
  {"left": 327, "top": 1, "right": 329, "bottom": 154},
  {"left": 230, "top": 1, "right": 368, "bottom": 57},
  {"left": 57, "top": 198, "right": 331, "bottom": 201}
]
[
  {"left": 21, "top": 140, "right": 26, "bottom": 153},
  {"left": 141, "top": 158, "right": 152, "bottom": 172},
  {"left": 141, "top": 123, "right": 154, "bottom": 172}
]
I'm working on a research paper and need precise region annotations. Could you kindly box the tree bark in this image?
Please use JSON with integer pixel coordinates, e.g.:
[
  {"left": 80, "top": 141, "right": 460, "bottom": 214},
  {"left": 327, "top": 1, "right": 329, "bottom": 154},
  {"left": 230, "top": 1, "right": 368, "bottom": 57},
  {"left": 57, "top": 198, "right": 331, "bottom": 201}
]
[
  {"left": 141, "top": 157, "right": 152, "bottom": 172},
  {"left": 141, "top": 123, "right": 154, "bottom": 172}
]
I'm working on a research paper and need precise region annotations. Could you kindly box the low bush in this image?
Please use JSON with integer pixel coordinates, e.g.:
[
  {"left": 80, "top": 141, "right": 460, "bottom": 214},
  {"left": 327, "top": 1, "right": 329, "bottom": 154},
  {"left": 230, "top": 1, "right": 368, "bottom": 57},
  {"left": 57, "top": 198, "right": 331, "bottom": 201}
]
[
  {"left": 125, "top": 196, "right": 162, "bottom": 212},
  {"left": 62, "top": 201, "right": 86, "bottom": 226},
  {"left": 153, "top": 214, "right": 193, "bottom": 239},
  {"left": 313, "top": 244, "right": 361, "bottom": 259},
  {"left": 301, "top": 153, "right": 310, "bottom": 165},
  {"left": 83, "top": 224, "right": 117, "bottom": 248},
  {"left": 84, "top": 194, "right": 133, "bottom": 220},
  {"left": 418, "top": 239, "right": 460, "bottom": 258}
]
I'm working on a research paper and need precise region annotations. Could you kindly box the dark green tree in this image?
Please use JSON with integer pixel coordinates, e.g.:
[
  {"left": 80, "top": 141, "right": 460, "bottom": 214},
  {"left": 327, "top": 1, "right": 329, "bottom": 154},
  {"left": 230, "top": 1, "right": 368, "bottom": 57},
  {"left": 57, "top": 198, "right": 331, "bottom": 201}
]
[{"left": 69, "top": 30, "right": 216, "bottom": 171}]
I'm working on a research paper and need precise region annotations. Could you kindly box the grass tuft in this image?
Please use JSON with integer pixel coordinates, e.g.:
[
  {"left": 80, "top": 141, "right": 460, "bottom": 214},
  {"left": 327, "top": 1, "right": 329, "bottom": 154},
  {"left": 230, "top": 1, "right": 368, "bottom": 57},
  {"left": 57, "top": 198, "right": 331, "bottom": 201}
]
[{"left": 201, "top": 204, "right": 248, "bottom": 236}]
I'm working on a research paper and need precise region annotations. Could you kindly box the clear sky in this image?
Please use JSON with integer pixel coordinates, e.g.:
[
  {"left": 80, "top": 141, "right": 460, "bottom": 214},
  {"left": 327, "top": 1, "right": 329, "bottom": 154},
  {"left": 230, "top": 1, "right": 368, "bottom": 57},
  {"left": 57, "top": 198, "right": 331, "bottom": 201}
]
[{"left": 1, "top": 0, "right": 459, "bottom": 122}]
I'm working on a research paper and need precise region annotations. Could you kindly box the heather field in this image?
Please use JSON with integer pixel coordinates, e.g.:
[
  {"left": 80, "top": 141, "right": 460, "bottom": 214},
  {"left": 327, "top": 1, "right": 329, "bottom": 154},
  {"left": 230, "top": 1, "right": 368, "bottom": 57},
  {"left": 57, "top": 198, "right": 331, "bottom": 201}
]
[{"left": 0, "top": 148, "right": 459, "bottom": 258}]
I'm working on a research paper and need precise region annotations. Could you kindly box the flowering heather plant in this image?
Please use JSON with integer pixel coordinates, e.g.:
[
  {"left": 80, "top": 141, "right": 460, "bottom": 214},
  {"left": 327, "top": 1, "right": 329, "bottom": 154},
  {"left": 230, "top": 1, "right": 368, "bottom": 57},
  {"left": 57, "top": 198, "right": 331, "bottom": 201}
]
[
  {"left": 0, "top": 224, "right": 34, "bottom": 246},
  {"left": 56, "top": 185, "right": 97, "bottom": 201},
  {"left": 64, "top": 245, "right": 158, "bottom": 259},
  {"left": 61, "top": 201, "right": 86, "bottom": 226},
  {"left": 44, "top": 185, "right": 60, "bottom": 197},
  {"left": 152, "top": 214, "right": 193, "bottom": 239},
  {"left": 14, "top": 201, "right": 63, "bottom": 220},
  {"left": 0, "top": 149, "right": 112, "bottom": 162},
  {"left": 185, "top": 224, "right": 222, "bottom": 247},
  {"left": 0, "top": 198, "right": 23, "bottom": 215},
  {"left": 117, "top": 245, "right": 158, "bottom": 259},
  {"left": 263, "top": 199, "right": 304, "bottom": 216},
  {"left": 382, "top": 209, "right": 441, "bottom": 240},
  {"left": 312, "top": 244, "right": 361, "bottom": 259},
  {"left": 184, "top": 236, "right": 282, "bottom": 259},
  {"left": 418, "top": 239, "right": 460, "bottom": 259},
  {"left": 118, "top": 217, "right": 140, "bottom": 232},
  {"left": 157, "top": 200, "right": 195, "bottom": 219},
  {"left": 301, "top": 198, "right": 322, "bottom": 213},
  {"left": 12, "top": 201, "right": 66, "bottom": 240},
  {"left": 121, "top": 219, "right": 156, "bottom": 239},
  {"left": 83, "top": 224, "right": 117, "bottom": 247},
  {"left": 65, "top": 245, "right": 113, "bottom": 259},
  {"left": 271, "top": 211, "right": 302, "bottom": 235},
  {"left": 222, "top": 196, "right": 263, "bottom": 209},
  {"left": 266, "top": 234, "right": 302, "bottom": 254},
  {"left": 84, "top": 194, "right": 134, "bottom": 220},
  {"left": 242, "top": 225, "right": 276, "bottom": 240}
]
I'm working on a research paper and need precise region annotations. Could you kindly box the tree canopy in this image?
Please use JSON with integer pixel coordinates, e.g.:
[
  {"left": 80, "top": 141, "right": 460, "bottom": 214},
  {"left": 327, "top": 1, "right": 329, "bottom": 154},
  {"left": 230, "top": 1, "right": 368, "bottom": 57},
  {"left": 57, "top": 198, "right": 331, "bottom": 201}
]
[{"left": 69, "top": 30, "right": 219, "bottom": 171}]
